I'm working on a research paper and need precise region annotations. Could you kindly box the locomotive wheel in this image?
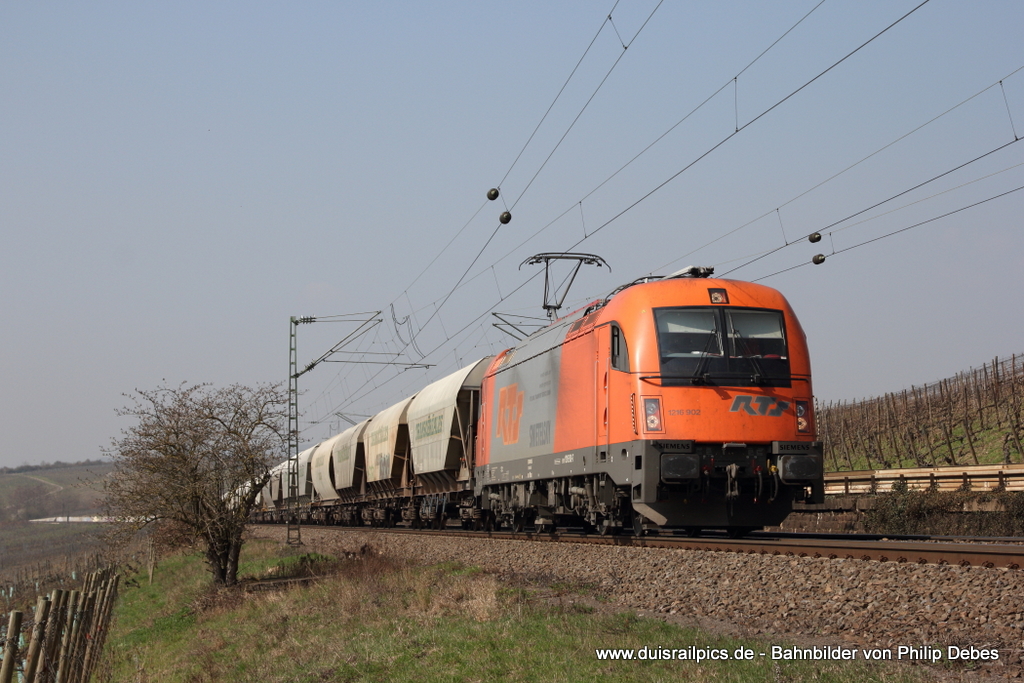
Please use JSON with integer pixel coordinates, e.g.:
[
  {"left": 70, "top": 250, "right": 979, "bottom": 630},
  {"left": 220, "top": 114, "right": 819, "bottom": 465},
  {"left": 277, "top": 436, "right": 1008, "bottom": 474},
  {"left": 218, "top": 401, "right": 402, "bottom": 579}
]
[
  {"left": 632, "top": 512, "right": 646, "bottom": 537},
  {"left": 684, "top": 527, "right": 701, "bottom": 537}
]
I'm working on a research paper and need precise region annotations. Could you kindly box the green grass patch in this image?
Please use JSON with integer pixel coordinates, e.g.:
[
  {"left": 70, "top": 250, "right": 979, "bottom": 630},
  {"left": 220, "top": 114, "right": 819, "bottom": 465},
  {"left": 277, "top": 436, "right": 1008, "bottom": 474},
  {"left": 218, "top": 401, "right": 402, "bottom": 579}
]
[{"left": 96, "top": 540, "right": 941, "bottom": 683}]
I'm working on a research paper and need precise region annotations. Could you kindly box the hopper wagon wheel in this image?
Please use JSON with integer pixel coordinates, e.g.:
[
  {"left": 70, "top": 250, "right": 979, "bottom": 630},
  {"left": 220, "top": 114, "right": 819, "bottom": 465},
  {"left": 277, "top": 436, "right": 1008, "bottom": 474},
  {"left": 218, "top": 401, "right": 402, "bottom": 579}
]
[{"left": 512, "top": 513, "right": 525, "bottom": 534}]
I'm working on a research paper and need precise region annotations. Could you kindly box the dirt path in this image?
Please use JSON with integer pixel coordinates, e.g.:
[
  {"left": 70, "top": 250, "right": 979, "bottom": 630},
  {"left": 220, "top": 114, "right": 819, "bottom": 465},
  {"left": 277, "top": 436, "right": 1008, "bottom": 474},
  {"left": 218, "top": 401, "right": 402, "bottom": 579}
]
[{"left": 15, "top": 473, "right": 64, "bottom": 495}]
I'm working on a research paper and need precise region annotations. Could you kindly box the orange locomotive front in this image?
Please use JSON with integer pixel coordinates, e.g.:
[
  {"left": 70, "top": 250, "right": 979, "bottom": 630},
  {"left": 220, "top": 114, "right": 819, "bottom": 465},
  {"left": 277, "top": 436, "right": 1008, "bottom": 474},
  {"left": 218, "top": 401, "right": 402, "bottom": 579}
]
[{"left": 476, "top": 268, "right": 823, "bottom": 535}]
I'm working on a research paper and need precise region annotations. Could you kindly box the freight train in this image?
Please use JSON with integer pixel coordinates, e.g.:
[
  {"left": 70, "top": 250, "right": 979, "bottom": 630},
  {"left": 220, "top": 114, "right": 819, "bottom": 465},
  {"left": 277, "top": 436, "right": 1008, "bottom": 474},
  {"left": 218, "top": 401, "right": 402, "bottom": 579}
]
[{"left": 257, "top": 267, "right": 824, "bottom": 536}]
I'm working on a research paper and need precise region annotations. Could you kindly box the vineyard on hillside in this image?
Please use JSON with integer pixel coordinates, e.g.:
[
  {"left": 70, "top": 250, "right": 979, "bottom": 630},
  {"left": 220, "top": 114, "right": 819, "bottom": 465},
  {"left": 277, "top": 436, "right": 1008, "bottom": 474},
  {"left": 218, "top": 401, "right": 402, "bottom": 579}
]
[{"left": 819, "top": 355, "right": 1024, "bottom": 472}]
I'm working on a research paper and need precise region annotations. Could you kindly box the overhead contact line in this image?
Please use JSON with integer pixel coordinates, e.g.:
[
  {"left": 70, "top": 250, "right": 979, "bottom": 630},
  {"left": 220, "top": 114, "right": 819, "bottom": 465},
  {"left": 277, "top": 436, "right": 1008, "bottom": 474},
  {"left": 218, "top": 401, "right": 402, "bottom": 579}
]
[{"left": 751, "top": 182, "right": 1024, "bottom": 282}]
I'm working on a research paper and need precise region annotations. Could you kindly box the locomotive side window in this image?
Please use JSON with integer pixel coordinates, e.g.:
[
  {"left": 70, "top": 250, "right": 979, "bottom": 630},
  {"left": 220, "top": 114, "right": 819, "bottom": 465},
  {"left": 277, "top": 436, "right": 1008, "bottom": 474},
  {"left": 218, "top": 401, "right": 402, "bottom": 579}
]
[
  {"left": 654, "top": 307, "right": 791, "bottom": 387},
  {"left": 611, "top": 324, "right": 630, "bottom": 372}
]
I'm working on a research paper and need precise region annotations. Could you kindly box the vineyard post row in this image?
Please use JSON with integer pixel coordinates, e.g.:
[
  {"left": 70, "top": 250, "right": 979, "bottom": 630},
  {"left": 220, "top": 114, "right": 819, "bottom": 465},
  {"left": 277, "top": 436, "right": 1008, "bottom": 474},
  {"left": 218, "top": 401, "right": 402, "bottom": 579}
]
[
  {"left": 0, "top": 569, "right": 119, "bottom": 683},
  {"left": 818, "top": 355, "right": 1024, "bottom": 471}
]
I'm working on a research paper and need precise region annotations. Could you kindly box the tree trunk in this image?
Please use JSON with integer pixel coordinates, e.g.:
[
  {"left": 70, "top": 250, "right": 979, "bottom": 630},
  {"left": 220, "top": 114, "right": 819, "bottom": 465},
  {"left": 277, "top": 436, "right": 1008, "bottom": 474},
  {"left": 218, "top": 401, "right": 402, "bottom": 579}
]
[
  {"left": 226, "top": 535, "right": 244, "bottom": 587},
  {"left": 205, "top": 540, "right": 228, "bottom": 585}
]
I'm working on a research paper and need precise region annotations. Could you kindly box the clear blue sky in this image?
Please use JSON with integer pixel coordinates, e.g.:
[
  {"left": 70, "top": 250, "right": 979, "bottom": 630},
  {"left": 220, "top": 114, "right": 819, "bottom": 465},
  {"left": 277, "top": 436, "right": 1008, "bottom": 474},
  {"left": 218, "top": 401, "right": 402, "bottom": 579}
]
[{"left": 2, "top": 1, "right": 1022, "bottom": 467}]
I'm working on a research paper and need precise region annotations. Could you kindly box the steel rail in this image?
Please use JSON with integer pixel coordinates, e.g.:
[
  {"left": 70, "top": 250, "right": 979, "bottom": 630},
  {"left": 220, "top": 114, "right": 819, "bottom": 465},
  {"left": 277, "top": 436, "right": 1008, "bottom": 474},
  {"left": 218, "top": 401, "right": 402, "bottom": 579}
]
[{"left": 259, "top": 525, "right": 1024, "bottom": 571}]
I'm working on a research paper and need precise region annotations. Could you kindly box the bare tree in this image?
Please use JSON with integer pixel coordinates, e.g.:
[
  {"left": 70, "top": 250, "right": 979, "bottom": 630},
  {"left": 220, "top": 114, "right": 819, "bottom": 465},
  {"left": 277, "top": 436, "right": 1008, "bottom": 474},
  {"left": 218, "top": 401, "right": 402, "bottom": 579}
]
[{"left": 104, "top": 383, "right": 287, "bottom": 586}]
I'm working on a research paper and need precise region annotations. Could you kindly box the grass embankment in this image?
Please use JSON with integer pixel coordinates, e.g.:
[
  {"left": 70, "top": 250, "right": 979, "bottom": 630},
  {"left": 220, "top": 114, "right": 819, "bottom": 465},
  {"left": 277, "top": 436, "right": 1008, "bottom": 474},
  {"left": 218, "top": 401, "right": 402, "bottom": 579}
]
[{"left": 99, "top": 540, "right": 935, "bottom": 683}]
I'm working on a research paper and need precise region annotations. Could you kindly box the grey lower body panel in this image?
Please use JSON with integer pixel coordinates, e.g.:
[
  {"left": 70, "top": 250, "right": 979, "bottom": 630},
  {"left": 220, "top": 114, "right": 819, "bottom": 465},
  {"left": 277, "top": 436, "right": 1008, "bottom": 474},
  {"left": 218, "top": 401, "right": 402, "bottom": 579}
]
[{"left": 477, "top": 437, "right": 821, "bottom": 528}]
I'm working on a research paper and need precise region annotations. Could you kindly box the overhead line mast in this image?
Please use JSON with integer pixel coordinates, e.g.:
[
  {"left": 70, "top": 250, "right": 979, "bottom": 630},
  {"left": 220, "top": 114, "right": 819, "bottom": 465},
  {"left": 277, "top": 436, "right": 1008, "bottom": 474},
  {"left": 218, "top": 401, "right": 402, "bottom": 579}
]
[{"left": 285, "top": 311, "right": 434, "bottom": 542}]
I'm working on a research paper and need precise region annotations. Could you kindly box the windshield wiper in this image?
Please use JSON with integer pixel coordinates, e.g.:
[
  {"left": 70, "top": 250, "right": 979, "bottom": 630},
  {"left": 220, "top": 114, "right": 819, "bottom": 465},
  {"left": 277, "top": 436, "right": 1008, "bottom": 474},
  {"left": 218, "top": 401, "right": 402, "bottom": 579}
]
[
  {"left": 691, "top": 328, "right": 719, "bottom": 385},
  {"left": 733, "top": 329, "right": 767, "bottom": 385}
]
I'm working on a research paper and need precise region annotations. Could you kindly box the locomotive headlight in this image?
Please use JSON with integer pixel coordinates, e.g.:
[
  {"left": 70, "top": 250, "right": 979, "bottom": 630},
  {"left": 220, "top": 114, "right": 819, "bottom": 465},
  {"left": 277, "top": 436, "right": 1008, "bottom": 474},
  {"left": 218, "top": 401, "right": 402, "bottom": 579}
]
[
  {"left": 795, "top": 400, "right": 811, "bottom": 433},
  {"left": 643, "top": 397, "right": 663, "bottom": 432}
]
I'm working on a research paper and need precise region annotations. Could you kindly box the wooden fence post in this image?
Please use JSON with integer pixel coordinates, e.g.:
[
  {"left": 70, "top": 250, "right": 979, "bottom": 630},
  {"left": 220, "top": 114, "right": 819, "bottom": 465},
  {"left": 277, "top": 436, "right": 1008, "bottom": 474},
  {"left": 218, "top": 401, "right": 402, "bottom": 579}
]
[
  {"left": 22, "top": 594, "right": 52, "bottom": 683},
  {"left": 54, "top": 590, "right": 80, "bottom": 683},
  {"left": 0, "top": 611, "right": 24, "bottom": 683},
  {"left": 41, "top": 588, "right": 68, "bottom": 682}
]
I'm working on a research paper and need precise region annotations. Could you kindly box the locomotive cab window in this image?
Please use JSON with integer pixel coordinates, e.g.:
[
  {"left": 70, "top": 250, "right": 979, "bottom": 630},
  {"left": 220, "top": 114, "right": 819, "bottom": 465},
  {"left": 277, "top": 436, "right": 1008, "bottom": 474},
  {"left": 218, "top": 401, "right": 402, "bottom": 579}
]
[
  {"left": 611, "top": 324, "right": 630, "bottom": 372},
  {"left": 654, "top": 307, "right": 790, "bottom": 387}
]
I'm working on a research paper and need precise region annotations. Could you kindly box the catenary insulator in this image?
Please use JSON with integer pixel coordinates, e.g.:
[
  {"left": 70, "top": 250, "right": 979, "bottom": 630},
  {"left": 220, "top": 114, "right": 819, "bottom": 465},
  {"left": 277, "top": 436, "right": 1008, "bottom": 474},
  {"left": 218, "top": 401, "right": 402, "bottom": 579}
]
[
  {"left": 499, "top": 211, "right": 512, "bottom": 224},
  {"left": 487, "top": 188, "right": 500, "bottom": 201},
  {"left": 808, "top": 232, "right": 822, "bottom": 243},
  {"left": 812, "top": 254, "right": 826, "bottom": 265}
]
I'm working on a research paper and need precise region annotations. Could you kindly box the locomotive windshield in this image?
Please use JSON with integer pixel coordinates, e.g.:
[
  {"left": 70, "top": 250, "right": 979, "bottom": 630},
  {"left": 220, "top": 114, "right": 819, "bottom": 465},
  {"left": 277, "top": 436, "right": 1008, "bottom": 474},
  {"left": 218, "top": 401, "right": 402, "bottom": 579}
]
[{"left": 654, "top": 307, "right": 791, "bottom": 387}]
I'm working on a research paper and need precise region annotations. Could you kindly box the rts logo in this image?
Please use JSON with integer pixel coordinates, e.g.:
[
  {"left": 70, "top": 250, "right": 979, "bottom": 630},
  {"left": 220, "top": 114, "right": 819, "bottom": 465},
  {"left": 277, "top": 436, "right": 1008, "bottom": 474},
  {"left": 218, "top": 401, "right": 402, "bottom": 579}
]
[
  {"left": 729, "top": 395, "right": 790, "bottom": 416},
  {"left": 496, "top": 383, "right": 525, "bottom": 444}
]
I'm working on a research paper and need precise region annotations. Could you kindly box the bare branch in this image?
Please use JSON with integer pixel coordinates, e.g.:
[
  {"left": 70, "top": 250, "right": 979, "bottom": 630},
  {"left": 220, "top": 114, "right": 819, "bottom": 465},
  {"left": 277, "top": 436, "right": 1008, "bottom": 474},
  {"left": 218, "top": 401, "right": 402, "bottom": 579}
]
[{"left": 103, "top": 382, "right": 288, "bottom": 585}]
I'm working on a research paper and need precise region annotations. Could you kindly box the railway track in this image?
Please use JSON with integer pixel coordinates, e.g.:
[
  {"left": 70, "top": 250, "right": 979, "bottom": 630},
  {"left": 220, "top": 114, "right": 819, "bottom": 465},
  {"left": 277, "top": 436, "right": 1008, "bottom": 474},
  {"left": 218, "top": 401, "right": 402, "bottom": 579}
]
[{"left": 263, "top": 524, "right": 1024, "bottom": 571}]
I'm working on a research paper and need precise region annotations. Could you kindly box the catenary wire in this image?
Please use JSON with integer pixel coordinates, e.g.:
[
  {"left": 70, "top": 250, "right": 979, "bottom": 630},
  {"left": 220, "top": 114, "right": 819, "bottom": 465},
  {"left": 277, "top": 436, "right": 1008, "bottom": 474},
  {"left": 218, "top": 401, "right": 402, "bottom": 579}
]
[
  {"left": 557, "top": 0, "right": 933, "bottom": 256},
  {"left": 387, "top": 0, "right": 838, "bottom": 323},
  {"left": 750, "top": 183, "right": 1024, "bottom": 282},
  {"left": 509, "top": 0, "right": 665, "bottom": 211},
  {"left": 305, "top": 0, "right": 930, "bottom": 433},
  {"left": 649, "top": 64, "right": 1024, "bottom": 275},
  {"left": 720, "top": 136, "right": 1022, "bottom": 277}
]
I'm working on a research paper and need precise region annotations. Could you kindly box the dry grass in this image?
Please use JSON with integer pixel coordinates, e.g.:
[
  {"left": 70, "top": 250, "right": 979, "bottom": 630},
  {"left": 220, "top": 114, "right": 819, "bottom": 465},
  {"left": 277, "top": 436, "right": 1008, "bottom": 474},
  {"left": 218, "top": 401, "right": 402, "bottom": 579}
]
[{"left": 97, "top": 541, "right": 941, "bottom": 683}]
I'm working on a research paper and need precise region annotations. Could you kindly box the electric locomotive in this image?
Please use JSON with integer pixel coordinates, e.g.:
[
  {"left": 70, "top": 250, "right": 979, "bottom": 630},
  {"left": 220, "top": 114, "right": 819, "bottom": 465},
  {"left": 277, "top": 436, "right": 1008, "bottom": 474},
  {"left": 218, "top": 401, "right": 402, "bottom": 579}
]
[
  {"left": 476, "top": 266, "right": 823, "bottom": 536},
  {"left": 259, "top": 266, "right": 823, "bottom": 536}
]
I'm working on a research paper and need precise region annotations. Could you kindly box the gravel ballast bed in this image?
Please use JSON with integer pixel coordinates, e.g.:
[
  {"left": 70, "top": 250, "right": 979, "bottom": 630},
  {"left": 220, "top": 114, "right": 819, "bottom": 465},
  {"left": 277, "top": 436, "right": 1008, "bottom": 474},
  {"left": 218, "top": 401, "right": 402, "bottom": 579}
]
[{"left": 251, "top": 527, "right": 1024, "bottom": 676}]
